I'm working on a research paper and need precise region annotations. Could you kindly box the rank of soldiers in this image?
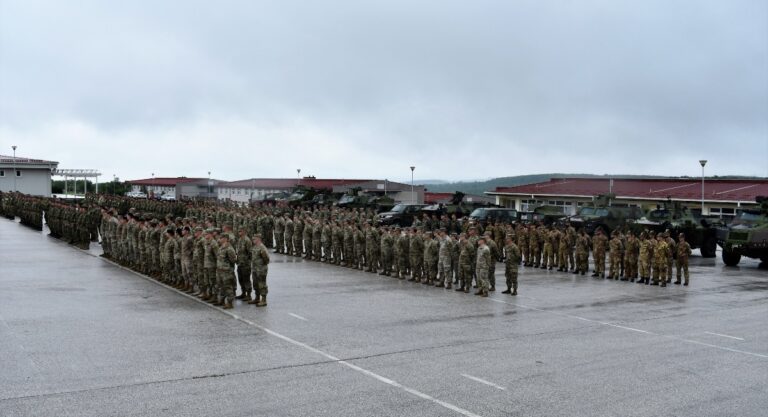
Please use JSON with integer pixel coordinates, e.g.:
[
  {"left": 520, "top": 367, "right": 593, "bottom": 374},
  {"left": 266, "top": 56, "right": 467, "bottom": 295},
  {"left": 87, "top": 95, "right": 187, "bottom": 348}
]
[{"left": 1, "top": 191, "right": 695, "bottom": 312}]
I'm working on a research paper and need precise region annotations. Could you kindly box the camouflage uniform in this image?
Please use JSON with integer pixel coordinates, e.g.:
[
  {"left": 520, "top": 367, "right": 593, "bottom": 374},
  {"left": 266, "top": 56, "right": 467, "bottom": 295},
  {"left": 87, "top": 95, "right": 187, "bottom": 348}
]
[
  {"left": 503, "top": 240, "right": 522, "bottom": 294},
  {"left": 675, "top": 237, "right": 692, "bottom": 285}
]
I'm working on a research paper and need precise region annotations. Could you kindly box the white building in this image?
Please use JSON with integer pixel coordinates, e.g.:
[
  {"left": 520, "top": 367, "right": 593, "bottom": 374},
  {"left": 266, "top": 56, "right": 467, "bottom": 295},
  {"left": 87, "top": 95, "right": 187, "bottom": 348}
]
[{"left": 0, "top": 154, "right": 59, "bottom": 196}]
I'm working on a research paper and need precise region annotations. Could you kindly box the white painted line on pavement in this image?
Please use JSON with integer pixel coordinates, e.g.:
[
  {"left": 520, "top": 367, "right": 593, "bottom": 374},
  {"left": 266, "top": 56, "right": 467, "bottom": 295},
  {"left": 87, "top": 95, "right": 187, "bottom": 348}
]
[
  {"left": 704, "top": 331, "right": 745, "bottom": 341},
  {"left": 489, "top": 296, "right": 768, "bottom": 359},
  {"left": 289, "top": 313, "right": 309, "bottom": 321},
  {"left": 461, "top": 374, "right": 506, "bottom": 391},
  {"left": 96, "top": 256, "right": 484, "bottom": 417}
]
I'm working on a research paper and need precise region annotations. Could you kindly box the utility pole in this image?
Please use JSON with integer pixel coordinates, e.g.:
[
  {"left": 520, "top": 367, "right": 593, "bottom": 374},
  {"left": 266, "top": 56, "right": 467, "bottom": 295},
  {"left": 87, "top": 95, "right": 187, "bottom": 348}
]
[
  {"left": 410, "top": 166, "right": 415, "bottom": 203},
  {"left": 297, "top": 169, "right": 301, "bottom": 186},
  {"left": 11, "top": 145, "right": 17, "bottom": 192},
  {"left": 699, "top": 160, "right": 707, "bottom": 214}
]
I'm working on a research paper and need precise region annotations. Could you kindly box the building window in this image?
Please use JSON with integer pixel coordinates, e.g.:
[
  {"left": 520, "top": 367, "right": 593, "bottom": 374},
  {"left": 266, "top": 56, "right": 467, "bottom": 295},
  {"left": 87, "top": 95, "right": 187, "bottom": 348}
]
[
  {"left": 710, "top": 207, "right": 736, "bottom": 218},
  {"left": 16, "top": 170, "right": 21, "bottom": 177},
  {"left": 0, "top": 170, "right": 4, "bottom": 177}
]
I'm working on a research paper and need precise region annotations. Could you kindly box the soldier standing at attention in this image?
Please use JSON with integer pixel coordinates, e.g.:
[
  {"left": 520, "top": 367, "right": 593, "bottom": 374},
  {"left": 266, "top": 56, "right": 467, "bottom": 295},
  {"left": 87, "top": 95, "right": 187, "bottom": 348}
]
[
  {"left": 675, "top": 233, "right": 692, "bottom": 286},
  {"left": 475, "top": 237, "right": 492, "bottom": 297},
  {"left": 484, "top": 231, "right": 499, "bottom": 291},
  {"left": 437, "top": 229, "right": 453, "bottom": 289},
  {"left": 283, "top": 215, "right": 294, "bottom": 255},
  {"left": 652, "top": 234, "right": 669, "bottom": 287},
  {"left": 409, "top": 228, "right": 424, "bottom": 282},
  {"left": 162, "top": 228, "right": 178, "bottom": 285},
  {"left": 502, "top": 235, "right": 522, "bottom": 295},
  {"left": 574, "top": 229, "right": 590, "bottom": 275},
  {"left": 235, "top": 228, "right": 253, "bottom": 302},
  {"left": 637, "top": 232, "right": 652, "bottom": 284},
  {"left": 518, "top": 225, "right": 530, "bottom": 267},
  {"left": 608, "top": 231, "right": 622, "bottom": 280},
  {"left": 180, "top": 226, "right": 194, "bottom": 292},
  {"left": 216, "top": 234, "right": 238, "bottom": 309},
  {"left": 423, "top": 231, "right": 439, "bottom": 285},
  {"left": 248, "top": 234, "right": 271, "bottom": 307},
  {"left": 592, "top": 228, "right": 608, "bottom": 278},
  {"left": 624, "top": 231, "right": 639, "bottom": 282},
  {"left": 274, "top": 215, "right": 285, "bottom": 254},
  {"left": 192, "top": 227, "right": 205, "bottom": 296},
  {"left": 202, "top": 229, "right": 217, "bottom": 302},
  {"left": 664, "top": 231, "right": 677, "bottom": 283}
]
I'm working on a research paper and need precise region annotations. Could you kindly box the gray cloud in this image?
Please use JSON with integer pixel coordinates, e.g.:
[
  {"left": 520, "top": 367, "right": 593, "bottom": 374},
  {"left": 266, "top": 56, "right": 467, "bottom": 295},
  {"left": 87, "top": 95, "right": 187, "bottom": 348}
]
[{"left": 1, "top": 0, "right": 766, "bottom": 182}]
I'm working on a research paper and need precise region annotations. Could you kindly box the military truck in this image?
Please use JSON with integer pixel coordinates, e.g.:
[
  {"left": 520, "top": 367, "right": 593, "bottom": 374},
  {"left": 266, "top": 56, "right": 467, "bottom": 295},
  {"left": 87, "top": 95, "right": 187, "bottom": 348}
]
[
  {"left": 336, "top": 187, "right": 395, "bottom": 212},
  {"left": 376, "top": 203, "right": 428, "bottom": 227},
  {"left": 629, "top": 199, "right": 720, "bottom": 258},
  {"left": 421, "top": 192, "right": 496, "bottom": 219},
  {"left": 519, "top": 205, "right": 567, "bottom": 225},
  {"left": 286, "top": 185, "right": 337, "bottom": 207},
  {"left": 568, "top": 194, "right": 644, "bottom": 236},
  {"left": 716, "top": 197, "right": 768, "bottom": 266}
]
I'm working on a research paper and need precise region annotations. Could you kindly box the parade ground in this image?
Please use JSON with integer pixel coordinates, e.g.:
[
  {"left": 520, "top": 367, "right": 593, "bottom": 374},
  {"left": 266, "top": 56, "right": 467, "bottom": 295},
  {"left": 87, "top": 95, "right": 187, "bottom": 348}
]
[{"left": 1, "top": 218, "right": 767, "bottom": 417}]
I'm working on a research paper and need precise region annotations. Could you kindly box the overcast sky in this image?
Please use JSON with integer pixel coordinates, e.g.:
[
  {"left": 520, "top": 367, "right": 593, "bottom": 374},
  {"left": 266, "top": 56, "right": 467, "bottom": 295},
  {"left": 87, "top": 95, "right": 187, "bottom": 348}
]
[{"left": 1, "top": 0, "right": 766, "bottom": 183}]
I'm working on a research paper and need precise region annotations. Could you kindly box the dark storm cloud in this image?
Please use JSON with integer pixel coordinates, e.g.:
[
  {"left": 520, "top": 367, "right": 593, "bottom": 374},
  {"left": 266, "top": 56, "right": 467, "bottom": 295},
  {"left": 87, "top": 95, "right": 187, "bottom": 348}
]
[{"left": 1, "top": 0, "right": 766, "bottom": 181}]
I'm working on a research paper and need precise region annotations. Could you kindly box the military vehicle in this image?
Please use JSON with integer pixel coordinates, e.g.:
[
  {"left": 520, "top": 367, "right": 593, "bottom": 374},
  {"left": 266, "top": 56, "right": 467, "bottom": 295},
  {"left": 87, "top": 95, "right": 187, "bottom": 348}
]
[
  {"left": 629, "top": 199, "right": 720, "bottom": 258},
  {"left": 285, "top": 185, "right": 336, "bottom": 207},
  {"left": 716, "top": 197, "right": 768, "bottom": 266},
  {"left": 519, "top": 205, "right": 567, "bottom": 225},
  {"left": 469, "top": 207, "right": 519, "bottom": 226},
  {"left": 421, "top": 192, "right": 496, "bottom": 218},
  {"left": 336, "top": 187, "right": 395, "bottom": 212},
  {"left": 568, "top": 194, "right": 644, "bottom": 236},
  {"left": 376, "top": 203, "right": 428, "bottom": 227}
]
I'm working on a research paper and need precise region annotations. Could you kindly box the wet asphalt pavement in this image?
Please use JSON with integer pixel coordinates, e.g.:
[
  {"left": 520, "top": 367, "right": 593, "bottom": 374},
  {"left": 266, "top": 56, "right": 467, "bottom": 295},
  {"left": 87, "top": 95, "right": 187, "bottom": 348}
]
[{"left": 1, "top": 217, "right": 767, "bottom": 417}]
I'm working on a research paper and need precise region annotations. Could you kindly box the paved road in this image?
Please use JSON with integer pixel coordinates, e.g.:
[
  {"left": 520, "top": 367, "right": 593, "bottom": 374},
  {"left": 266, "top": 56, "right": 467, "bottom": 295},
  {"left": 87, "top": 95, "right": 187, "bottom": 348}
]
[{"left": 1, "top": 218, "right": 766, "bottom": 417}]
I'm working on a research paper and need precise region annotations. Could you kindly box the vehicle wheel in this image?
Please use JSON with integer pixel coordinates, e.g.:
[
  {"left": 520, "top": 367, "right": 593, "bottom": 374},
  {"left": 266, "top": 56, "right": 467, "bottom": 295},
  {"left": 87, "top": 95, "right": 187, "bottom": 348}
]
[
  {"left": 700, "top": 236, "right": 717, "bottom": 258},
  {"left": 722, "top": 250, "right": 741, "bottom": 267}
]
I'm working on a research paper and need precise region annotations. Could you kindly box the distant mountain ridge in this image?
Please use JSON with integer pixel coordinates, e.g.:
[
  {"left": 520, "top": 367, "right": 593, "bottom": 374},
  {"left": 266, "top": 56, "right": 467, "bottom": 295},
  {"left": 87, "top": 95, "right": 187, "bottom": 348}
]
[{"left": 422, "top": 174, "right": 765, "bottom": 195}]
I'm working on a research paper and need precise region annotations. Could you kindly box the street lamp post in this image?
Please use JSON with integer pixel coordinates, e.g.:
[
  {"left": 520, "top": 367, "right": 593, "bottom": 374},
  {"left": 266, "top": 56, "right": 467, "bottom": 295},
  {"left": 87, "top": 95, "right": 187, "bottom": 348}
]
[
  {"left": 11, "top": 145, "right": 17, "bottom": 192},
  {"left": 410, "top": 166, "right": 415, "bottom": 203},
  {"left": 112, "top": 175, "right": 116, "bottom": 195},
  {"left": 151, "top": 172, "right": 155, "bottom": 199},
  {"left": 207, "top": 171, "right": 211, "bottom": 198},
  {"left": 699, "top": 160, "right": 707, "bottom": 214},
  {"left": 297, "top": 169, "right": 301, "bottom": 186}
]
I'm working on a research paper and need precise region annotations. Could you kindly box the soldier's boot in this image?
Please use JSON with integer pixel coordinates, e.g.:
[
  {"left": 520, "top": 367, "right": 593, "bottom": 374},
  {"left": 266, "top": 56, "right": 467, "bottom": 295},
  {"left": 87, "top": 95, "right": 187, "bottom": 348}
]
[
  {"left": 455, "top": 286, "right": 464, "bottom": 292},
  {"left": 481, "top": 291, "right": 489, "bottom": 297},
  {"left": 572, "top": 270, "right": 579, "bottom": 274},
  {"left": 629, "top": 277, "right": 635, "bottom": 282},
  {"left": 222, "top": 301, "right": 233, "bottom": 309},
  {"left": 501, "top": 288, "right": 512, "bottom": 294},
  {"left": 242, "top": 291, "right": 252, "bottom": 301},
  {"left": 674, "top": 279, "right": 681, "bottom": 284},
  {"left": 235, "top": 292, "right": 246, "bottom": 300},
  {"left": 213, "top": 297, "right": 224, "bottom": 306},
  {"left": 474, "top": 290, "right": 483, "bottom": 296},
  {"left": 683, "top": 281, "right": 689, "bottom": 286},
  {"left": 661, "top": 281, "right": 667, "bottom": 287},
  {"left": 464, "top": 287, "right": 470, "bottom": 293},
  {"left": 601, "top": 273, "right": 606, "bottom": 279},
  {"left": 446, "top": 283, "right": 452, "bottom": 289},
  {"left": 489, "top": 286, "right": 495, "bottom": 292},
  {"left": 591, "top": 272, "right": 598, "bottom": 277},
  {"left": 422, "top": 279, "right": 430, "bottom": 285},
  {"left": 206, "top": 293, "right": 218, "bottom": 302},
  {"left": 198, "top": 290, "right": 207, "bottom": 299},
  {"left": 435, "top": 282, "right": 444, "bottom": 288},
  {"left": 247, "top": 294, "right": 259, "bottom": 305},
  {"left": 256, "top": 295, "right": 267, "bottom": 307}
]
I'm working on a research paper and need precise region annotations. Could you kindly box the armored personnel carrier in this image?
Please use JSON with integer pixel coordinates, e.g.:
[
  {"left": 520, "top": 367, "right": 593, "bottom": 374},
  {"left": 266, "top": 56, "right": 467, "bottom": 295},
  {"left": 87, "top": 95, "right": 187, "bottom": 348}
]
[
  {"left": 716, "top": 197, "right": 768, "bottom": 266},
  {"left": 568, "top": 194, "right": 643, "bottom": 236},
  {"left": 629, "top": 199, "right": 720, "bottom": 258}
]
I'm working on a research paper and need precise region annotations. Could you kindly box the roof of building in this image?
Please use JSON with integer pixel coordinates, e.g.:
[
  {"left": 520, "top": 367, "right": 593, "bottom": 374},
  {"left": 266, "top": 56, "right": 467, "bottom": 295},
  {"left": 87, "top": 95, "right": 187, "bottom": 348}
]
[
  {"left": 127, "top": 177, "right": 211, "bottom": 186},
  {"left": 0, "top": 155, "right": 59, "bottom": 167},
  {"left": 220, "top": 178, "right": 373, "bottom": 190},
  {"left": 488, "top": 177, "right": 768, "bottom": 204}
]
